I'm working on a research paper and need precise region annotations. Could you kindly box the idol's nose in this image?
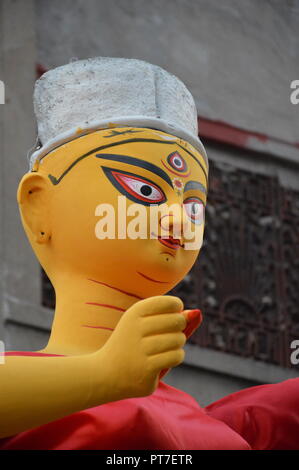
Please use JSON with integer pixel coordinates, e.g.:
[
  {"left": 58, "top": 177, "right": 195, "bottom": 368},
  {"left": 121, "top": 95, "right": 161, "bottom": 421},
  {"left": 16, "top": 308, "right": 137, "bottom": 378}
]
[{"left": 159, "top": 209, "right": 188, "bottom": 238}]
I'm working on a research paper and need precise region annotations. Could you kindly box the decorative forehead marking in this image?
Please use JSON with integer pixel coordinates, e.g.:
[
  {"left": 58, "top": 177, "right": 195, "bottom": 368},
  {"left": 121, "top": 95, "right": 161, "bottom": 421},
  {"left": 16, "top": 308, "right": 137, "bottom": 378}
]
[
  {"left": 103, "top": 129, "right": 144, "bottom": 138},
  {"left": 43, "top": 128, "right": 208, "bottom": 186},
  {"left": 172, "top": 177, "right": 184, "bottom": 194},
  {"left": 166, "top": 151, "right": 188, "bottom": 173}
]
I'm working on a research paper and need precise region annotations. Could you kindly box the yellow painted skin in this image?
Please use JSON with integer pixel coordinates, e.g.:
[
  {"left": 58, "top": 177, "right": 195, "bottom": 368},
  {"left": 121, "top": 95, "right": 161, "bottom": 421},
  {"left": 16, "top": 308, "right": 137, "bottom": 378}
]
[{"left": 0, "top": 127, "right": 208, "bottom": 439}]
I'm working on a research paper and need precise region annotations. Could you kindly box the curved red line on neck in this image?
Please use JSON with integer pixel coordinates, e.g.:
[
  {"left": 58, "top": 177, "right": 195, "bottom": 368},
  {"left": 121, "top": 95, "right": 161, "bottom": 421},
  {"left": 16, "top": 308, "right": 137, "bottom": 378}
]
[
  {"left": 85, "top": 302, "right": 126, "bottom": 312},
  {"left": 87, "top": 278, "right": 143, "bottom": 300},
  {"left": 82, "top": 325, "right": 115, "bottom": 331},
  {"left": 137, "top": 271, "right": 170, "bottom": 284}
]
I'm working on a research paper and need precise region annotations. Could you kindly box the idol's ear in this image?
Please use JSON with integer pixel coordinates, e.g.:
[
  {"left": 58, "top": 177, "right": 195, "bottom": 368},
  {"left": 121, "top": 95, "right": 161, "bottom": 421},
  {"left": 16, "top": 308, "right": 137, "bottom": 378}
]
[{"left": 17, "top": 173, "right": 52, "bottom": 244}]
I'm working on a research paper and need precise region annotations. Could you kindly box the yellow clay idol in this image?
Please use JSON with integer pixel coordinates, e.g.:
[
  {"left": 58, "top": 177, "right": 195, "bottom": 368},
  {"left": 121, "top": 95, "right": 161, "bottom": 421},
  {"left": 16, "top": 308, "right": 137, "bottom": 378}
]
[{"left": 0, "top": 58, "right": 298, "bottom": 450}]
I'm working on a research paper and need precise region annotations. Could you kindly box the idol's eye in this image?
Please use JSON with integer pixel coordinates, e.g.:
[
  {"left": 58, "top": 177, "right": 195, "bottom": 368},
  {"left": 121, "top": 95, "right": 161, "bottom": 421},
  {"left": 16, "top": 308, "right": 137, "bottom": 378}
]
[
  {"left": 183, "top": 197, "right": 204, "bottom": 225},
  {"left": 167, "top": 152, "right": 187, "bottom": 172},
  {"left": 101, "top": 167, "right": 166, "bottom": 206}
]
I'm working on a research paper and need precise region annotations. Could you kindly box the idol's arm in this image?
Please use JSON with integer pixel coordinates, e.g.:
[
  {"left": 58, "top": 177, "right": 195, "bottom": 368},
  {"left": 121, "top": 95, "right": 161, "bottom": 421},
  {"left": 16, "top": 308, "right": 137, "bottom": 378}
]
[
  {"left": 205, "top": 378, "right": 299, "bottom": 450},
  {"left": 0, "top": 353, "right": 107, "bottom": 439},
  {"left": 0, "top": 296, "right": 188, "bottom": 439}
]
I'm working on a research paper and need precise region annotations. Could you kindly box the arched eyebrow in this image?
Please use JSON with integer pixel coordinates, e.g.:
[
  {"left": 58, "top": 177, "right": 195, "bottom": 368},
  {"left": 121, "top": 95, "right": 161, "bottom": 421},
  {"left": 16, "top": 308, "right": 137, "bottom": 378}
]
[
  {"left": 46, "top": 137, "right": 208, "bottom": 186},
  {"left": 95, "top": 153, "right": 173, "bottom": 188},
  {"left": 184, "top": 180, "right": 207, "bottom": 194}
]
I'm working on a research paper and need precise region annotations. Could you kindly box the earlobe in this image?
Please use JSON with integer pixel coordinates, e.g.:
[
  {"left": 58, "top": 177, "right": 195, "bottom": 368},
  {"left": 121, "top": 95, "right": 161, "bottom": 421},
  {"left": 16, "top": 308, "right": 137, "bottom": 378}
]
[
  {"left": 35, "top": 230, "right": 50, "bottom": 245},
  {"left": 17, "top": 173, "right": 52, "bottom": 244}
]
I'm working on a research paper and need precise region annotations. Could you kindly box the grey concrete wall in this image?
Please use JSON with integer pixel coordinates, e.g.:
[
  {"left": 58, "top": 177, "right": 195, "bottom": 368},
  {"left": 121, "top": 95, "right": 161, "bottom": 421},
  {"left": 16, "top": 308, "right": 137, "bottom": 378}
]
[
  {"left": 165, "top": 343, "right": 299, "bottom": 406},
  {"left": 0, "top": 0, "right": 51, "bottom": 351},
  {"left": 36, "top": 0, "right": 299, "bottom": 142},
  {"left": 165, "top": 363, "right": 257, "bottom": 407},
  {"left": 0, "top": 0, "right": 5, "bottom": 343}
]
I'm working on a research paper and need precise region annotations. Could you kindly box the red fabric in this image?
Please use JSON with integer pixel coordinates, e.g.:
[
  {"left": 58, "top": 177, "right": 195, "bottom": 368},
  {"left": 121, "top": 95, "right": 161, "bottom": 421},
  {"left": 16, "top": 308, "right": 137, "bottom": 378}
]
[
  {"left": 206, "top": 378, "right": 299, "bottom": 450},
  {"left": 1, "top": 352, "right": 298, "bottom": 450},
  {"left": 0, "top": 381, "right": 249, "bottom": 450}
]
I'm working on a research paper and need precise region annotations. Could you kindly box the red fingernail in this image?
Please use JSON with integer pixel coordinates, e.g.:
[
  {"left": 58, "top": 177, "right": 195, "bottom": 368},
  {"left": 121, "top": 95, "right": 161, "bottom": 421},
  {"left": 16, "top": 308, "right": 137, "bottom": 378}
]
[{"left": 188, "top": 309, "right": 201, "bottom": 322}]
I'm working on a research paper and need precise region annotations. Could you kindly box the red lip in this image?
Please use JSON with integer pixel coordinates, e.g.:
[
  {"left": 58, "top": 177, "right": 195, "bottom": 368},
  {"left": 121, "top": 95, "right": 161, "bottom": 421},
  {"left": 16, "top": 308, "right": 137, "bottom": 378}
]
[{"left": 157, "top": 236, "right": 184, "bottom": 250}]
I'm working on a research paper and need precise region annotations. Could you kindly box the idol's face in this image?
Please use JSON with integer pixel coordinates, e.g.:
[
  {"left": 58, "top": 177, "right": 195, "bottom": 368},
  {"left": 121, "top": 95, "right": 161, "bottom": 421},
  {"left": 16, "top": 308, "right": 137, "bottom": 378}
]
[{"left": 35, "top": 128, "right": 208, "bottom": 297}]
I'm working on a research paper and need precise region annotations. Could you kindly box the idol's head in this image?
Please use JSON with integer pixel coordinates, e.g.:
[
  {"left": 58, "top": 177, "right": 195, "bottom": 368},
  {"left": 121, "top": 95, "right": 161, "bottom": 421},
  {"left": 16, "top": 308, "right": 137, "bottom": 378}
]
[{"left": 17, "top": 127, "right": 208, "bottom": 298}]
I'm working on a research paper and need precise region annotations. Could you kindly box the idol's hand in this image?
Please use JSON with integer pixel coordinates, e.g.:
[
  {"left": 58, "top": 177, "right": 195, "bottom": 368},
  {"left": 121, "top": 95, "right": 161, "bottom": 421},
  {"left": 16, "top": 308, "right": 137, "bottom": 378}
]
[
  {"left": 92, "top": 296, "right": 188, "bottom": 401},
  {"left": 159, "top": 307, "right": 203, "bottom": 379}
]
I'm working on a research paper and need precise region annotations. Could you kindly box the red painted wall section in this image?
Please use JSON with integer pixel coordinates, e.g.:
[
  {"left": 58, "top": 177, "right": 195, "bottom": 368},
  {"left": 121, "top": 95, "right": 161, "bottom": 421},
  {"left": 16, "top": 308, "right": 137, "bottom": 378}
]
[{"left": 198, "top": 117, "right": 299, "bottom": 152}]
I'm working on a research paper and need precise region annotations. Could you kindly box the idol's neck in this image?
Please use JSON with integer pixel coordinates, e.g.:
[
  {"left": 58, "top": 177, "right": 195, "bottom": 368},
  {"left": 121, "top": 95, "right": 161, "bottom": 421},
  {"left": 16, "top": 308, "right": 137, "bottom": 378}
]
[{"left": 40, "top": 274, "right": 143, "bottom": 356}]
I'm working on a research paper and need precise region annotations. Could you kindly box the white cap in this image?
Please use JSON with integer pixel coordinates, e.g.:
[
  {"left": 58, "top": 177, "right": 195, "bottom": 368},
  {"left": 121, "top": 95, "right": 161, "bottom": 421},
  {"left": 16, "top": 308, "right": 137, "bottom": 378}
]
[{"left": 30, "top": 57, "right": 207, "bottom": 169}]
